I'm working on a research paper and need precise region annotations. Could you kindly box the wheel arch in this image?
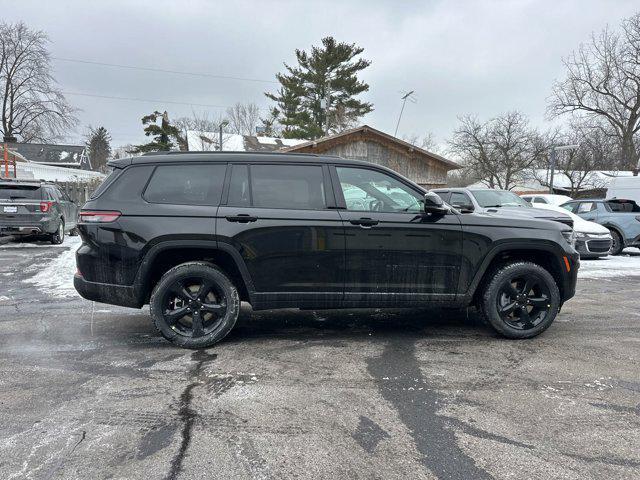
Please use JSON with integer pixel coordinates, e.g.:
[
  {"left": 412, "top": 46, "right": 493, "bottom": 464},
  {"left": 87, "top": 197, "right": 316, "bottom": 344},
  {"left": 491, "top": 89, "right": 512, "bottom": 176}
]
[
  {"left": 467, "top": 244, "right": 567, "bottom": 304},
  {"left": 136, "top": 241, "right": 255, "bottom": 305}
]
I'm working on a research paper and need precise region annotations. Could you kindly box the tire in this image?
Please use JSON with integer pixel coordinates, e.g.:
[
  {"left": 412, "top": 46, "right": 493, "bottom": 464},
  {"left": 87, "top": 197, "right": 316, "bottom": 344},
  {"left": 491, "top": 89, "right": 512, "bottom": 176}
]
[
  {"left": 479, "top": 262, "right": 561, "bottom": 339},
  {"left": 50, "top": 219, "right": 65, "bottom": 245},
  {"left": 68, "top": 227, "right": 79, "bottom": 236},
  {"left": 608, "top": 229, "right": 623, "bottom": 255},
  {"left": 150, "top": 262, "right": 240, "bottom": 349}
]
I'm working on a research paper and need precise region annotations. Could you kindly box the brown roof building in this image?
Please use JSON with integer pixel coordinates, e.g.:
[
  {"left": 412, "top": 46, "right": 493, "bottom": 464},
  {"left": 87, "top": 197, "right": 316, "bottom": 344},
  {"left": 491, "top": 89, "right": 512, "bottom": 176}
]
[{"left": 283, "top": 125, "right": 459, "bottom": 188}]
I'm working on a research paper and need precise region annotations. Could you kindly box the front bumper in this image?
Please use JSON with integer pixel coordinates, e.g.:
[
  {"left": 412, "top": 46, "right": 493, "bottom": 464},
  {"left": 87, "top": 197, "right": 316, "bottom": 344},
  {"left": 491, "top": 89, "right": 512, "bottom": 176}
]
[{"left": 575, "top": 234, "right": 612, "bottom": 257}]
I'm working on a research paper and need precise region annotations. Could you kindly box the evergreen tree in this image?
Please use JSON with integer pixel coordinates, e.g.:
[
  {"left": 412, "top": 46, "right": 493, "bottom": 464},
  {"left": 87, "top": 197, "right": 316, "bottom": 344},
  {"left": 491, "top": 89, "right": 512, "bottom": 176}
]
[
  {"left": 85, "top": 126, "right": 112, "bottom": 172},
  {"left": 130, "top": 110, "right": 181, "bottom": 153},
  {"left": 265, "top": 37, "right": 373, "bottom": 139}
]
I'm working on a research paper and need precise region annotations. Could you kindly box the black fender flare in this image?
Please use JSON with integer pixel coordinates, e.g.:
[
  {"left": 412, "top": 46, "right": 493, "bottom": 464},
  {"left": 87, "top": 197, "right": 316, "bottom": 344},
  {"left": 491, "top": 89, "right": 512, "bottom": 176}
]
[
  {"left": 462, "top": 240, "right": 568, "bottom": 301},
  {"left": 133, "top": 239, "right": 256, "bottom": 303}
]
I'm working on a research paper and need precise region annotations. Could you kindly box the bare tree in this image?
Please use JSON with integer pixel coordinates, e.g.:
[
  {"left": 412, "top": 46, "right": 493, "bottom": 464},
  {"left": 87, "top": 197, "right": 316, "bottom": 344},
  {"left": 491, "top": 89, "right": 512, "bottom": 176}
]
[
  {"left": 402, "top": 132, "right": 439, "bottom": 152},
  {"left": 0, "top": 22, "right": 77, "bottom": 143},
  {"left": 225, "top": 102, "right": 260, "bottom": 136},
  {"left": 173, "top": 111, "right": 226, "bottom": 150},
  {"left": 449, "top": 112, "right": 548, "bottom": 190},
  {"left": 531, "top": 121, "right": 616, "bottom": 196},
  {"left": 548, "top": 12, "right": 640, "bottom": 173}
]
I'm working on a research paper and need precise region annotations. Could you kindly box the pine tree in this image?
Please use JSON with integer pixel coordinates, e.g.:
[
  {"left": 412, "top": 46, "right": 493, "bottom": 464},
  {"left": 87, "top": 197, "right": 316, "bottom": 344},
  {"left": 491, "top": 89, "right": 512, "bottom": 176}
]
[
  {"left": 265, "top": 37, "right": 373, "bottom": 139},
  {"left": 85, "top": 126, "right": 112, "bottom": 172},
  {"left": 130, "top": 111, "right": 181, "bottom": 153}
]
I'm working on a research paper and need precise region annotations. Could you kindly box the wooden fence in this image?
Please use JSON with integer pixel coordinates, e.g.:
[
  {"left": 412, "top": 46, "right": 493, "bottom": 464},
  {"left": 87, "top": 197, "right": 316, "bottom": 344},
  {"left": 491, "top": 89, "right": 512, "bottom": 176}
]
[{"left": 55, "top": 179, "right": 103, "bottom": 205}]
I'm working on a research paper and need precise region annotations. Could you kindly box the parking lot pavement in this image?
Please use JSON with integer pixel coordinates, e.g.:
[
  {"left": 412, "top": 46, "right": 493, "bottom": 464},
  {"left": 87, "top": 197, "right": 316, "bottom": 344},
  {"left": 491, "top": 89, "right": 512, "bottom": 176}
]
[{"left": 0, "top": 240, "right": 639, "bottom": 480}]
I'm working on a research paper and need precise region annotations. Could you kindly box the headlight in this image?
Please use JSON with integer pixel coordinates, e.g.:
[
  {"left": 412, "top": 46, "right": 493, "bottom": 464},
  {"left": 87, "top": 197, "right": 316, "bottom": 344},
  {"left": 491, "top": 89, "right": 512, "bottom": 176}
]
[
  {"left": 561, "top": 230, "right": 576, "bottom": 247},
  {"left": 575, "top": 231, "right": 589, "bottom": 239}
]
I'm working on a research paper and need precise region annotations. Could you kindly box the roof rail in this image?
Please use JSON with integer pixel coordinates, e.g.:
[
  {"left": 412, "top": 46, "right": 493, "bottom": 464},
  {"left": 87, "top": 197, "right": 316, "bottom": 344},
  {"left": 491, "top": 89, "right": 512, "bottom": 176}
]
[{"left": 141, "top": 150, "right": 323, "bottom": 157}]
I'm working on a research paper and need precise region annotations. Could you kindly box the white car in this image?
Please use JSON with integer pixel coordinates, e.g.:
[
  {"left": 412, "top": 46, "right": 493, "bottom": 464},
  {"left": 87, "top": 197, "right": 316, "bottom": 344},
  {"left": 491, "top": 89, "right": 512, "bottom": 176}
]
[
  {"left": 531, "top": 203, "right": 612, "bottom": 258},
  {"left": 521, "top": 193, "right": 573, "bottom": 206}
]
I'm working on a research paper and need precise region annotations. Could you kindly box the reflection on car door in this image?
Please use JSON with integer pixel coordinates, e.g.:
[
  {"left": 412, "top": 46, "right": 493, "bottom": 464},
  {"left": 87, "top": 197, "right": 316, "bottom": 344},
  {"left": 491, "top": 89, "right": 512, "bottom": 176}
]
[
  {"left": 332, "top": 165, "right": 463, "bottom": 306},
  {"left": 216, "top": 163, "right": 344, "bottom": 309}
]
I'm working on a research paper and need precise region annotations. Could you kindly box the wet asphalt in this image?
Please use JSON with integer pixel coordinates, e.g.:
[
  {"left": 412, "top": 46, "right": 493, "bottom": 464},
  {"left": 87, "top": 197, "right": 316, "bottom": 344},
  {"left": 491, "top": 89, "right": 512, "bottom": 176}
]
[{"left": 0, "top": 240, "right": 639, "bottom": 480}]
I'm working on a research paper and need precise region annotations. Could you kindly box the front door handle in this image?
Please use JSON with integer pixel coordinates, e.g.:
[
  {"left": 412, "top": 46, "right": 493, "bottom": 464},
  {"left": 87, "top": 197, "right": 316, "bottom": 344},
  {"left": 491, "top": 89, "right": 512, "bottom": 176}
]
[
  {"left": 225, "top": 214, "right": 258, "bottom": 223},
  {"left": 350, "top": 217, "right": 379, "bottom": 227}
]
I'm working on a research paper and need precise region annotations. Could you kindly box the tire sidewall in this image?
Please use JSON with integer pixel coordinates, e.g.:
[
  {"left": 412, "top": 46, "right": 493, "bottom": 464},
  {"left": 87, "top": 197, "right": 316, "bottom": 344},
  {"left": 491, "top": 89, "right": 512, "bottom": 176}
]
[
  {"left": 482, "top": 262, "right": 560, "bottom": 339},
  {"left": 51, "top": 219, "right": 64, "bottom": 244},
  {"left": 150, "top": 262, "right": 240, "bottom": 348},
  {"left": 608, "top": 229, "right": 623, "bottom": 255}
]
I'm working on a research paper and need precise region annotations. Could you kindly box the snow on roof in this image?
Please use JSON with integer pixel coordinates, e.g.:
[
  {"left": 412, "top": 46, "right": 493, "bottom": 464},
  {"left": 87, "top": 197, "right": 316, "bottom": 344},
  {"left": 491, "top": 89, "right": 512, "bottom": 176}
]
[
  {"left": 15, "top": 162, "right": 105, "bottom": 182},
  {"left": 468, "top": 170, "right": 634, "bottom": 192},
  {"left": 186, "top": 130, "right": 306, "bottom": 152}
]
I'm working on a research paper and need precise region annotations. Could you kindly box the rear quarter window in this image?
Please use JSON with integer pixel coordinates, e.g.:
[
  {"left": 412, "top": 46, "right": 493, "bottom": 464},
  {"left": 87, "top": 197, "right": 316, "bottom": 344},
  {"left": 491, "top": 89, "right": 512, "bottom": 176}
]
[
  {"left": 100, "top": 166, "right": 154, "bottom": 202},
  {"left": 90, "top": 169, "right": 122, "bottom": 199},
  {"left": 144, "top": 164, "right": 226, "bottom": 205}
]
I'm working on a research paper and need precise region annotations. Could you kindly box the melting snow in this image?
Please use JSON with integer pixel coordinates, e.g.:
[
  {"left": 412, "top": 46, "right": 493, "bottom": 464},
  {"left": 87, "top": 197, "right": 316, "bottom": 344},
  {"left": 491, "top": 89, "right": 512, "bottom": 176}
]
[
  {"left": 24, "top": 236, "right": 81, "bottom": 298},
  {"left": 578, "top": 248, "right": 640, "bottom": 279}
]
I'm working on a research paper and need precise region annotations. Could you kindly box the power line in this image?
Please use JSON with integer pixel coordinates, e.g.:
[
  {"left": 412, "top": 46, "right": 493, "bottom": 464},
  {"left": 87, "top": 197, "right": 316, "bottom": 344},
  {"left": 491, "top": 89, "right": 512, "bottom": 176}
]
[
  {"left": 53, "top": 56, "right": 278, "bottom": 84},
  {"left": 61, "top": 91, "right": 234, "bottom": 109}
]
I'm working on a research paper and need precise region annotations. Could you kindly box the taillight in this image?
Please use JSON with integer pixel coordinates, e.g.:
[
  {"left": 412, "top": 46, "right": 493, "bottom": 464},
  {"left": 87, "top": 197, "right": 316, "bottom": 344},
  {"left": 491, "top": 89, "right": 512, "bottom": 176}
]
[
  {"left": 40, "top": 201, "right": 54, "bottom": 213},
  {"left": 78, "top": 210, "right": 121, "bottom": 223}
]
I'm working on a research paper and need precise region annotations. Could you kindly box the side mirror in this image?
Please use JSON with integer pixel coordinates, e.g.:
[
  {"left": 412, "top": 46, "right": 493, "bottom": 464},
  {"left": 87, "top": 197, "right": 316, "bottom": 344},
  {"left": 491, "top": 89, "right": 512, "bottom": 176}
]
[
  {"left": 423, "top": 192, "right": 449, "bottom": 215},
  {"left": 452, "top": 203, "right": 474, "bottom": 213}
]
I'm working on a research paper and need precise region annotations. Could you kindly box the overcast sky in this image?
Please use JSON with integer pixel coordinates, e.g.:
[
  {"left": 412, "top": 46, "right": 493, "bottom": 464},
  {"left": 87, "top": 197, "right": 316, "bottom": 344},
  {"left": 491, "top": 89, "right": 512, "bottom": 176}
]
[{"left": 3, "top": 0, "right": 639, "bottom": 150}]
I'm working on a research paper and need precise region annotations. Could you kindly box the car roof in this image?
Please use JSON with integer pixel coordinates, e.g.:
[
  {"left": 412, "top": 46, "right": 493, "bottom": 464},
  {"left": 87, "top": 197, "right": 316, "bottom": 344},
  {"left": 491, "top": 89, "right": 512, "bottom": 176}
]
[{"left": 0, "top": 180, "right": 48, "bottom": 188}]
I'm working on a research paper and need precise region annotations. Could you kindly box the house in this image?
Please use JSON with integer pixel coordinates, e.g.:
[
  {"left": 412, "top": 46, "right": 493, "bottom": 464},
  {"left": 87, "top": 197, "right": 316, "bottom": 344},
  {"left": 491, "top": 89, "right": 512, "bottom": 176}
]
[
  {"left": 283, "top": 125, "right": 459, "bottom": 188},
  {"left": 10, "top": 143, "right": 92, "bottom": 170},
  {"left": 0, "top": 144, "right": 103, "bottom": 182},
  {"left": 187, "top": 131, "right": 306, "bottom": 152}
]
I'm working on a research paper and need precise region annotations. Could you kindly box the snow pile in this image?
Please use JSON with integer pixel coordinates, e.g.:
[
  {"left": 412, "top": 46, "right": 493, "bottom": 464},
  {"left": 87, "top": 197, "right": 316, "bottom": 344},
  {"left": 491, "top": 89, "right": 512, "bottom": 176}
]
[
  {"left": 24, "top": 236, "right": 81, "bottom": 298},
  {"left": 578, "top": 249, "right": 640, "bottom": 279}
]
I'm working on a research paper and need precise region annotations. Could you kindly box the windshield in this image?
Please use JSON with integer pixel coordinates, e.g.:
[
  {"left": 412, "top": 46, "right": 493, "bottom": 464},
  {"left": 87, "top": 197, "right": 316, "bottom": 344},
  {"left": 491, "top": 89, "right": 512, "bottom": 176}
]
[
  {"left": 471, "top": 190, "right": 530, "bottom": 208},
  {"left": 0, "top": 185, "right": 42, "bottom": 200}
]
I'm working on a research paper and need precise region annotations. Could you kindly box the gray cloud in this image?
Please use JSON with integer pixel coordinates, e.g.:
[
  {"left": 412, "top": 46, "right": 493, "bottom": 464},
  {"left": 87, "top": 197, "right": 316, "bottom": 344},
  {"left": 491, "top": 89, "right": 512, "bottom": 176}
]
[{"left": 3, "top": 0, "right": 639, "bottom": 148}]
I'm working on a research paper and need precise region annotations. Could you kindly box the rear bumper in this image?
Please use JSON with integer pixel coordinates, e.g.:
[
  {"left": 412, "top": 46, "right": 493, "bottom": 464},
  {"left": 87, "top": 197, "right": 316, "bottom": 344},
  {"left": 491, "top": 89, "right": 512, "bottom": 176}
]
[
  {"left": 0, "top": 218, "right": 57, "bottom": 236},
  {"left": 0, "top": 225, "right": 43, "bottom": 236},
  {"left": 74, "top": 274, "right": 143, "bottom": 308}
]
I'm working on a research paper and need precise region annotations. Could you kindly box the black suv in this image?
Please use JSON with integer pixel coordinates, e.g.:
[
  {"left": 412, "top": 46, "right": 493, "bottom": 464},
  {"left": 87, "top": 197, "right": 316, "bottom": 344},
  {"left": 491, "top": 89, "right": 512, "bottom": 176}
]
[
  {"left": 0, "top": 179, "right": 78, "bottom": 244},
  {"left": 74, "top": 152, "right": 579, "bottom": 348}
]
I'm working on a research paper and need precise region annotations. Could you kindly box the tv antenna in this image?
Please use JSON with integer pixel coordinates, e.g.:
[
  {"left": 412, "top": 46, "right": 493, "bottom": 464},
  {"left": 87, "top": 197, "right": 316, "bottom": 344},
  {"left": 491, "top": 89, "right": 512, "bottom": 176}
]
[{"left": 394, "top": 90, "right": 417, "bottom": 137}]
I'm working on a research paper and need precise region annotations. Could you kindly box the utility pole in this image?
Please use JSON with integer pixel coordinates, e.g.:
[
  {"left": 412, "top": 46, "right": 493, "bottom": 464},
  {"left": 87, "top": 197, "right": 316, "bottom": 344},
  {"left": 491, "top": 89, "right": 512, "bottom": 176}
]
[
  {"left": 394, "top": 91, "right": 415, "bottom": 137},
  {"left": 549, "top": 144, "right": 579, "bottom": 193}
]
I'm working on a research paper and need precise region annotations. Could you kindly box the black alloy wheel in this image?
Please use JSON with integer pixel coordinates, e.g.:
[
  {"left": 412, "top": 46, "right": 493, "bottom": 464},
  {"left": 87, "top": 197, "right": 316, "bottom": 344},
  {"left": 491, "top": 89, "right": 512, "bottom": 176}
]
[
  {"left": 150, "top": 262, "right": 240, "bottom": 348},
  {"left": 496, "top": 274, "right": 552, "bottom": 330},
  {"left": 161, "top": 278, "right": 227, "bottom": 338},
  {"left": 480, "top": 261, "right": 560, "bottom": 339}
]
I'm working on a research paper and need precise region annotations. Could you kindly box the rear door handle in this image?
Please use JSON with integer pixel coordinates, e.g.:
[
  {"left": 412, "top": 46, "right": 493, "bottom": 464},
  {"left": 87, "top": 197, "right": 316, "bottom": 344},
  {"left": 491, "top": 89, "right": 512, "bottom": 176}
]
[
  {"left": 350, "top": 217, "right": 379, "bottom": 227},
  {"left": 225, "top": 214, "right": 258, "bottom": 223}
]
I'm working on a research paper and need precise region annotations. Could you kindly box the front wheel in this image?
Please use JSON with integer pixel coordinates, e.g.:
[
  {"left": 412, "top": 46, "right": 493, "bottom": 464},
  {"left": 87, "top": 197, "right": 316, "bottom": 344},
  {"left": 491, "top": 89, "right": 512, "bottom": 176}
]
[
  {"left": 150, "top": 262, "right": 240, "bottom": 349},
  {"left": 479, "top": 262, "right": 561, "bottom": 339}
]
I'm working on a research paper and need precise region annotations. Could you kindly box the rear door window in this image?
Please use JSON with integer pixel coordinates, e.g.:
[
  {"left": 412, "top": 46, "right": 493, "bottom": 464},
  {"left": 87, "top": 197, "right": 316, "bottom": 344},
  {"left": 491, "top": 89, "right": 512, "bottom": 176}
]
[
  {"left": 250, "top": 164, "right": 326, "bottom": 210},
  {"left": 144, "top": 164, "right": 226, "bottom": 205},
  {"left": 576, "top": 202, "right": 596, "bottom": 214},
  {"left": 0, "top": 185, "right": 42, "bottom": 200}
]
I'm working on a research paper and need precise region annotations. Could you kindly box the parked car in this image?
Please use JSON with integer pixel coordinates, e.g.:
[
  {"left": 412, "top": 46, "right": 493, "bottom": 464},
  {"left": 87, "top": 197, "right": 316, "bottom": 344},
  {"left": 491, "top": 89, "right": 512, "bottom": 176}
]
[
  {"left": 528, "top": 203, "right": 611, "bottom": 258},
  {"left": 0, "top": 179, "right": 78, "bottom": 244},
  {"left": 520, "top": 193, "right": 573, "bottom": 206},
  {"left": 74, "top": 152, "right": 579, "bottom": 348},
  {"left": 561, "top": 198, "right": 640, "bottom": 255},
  {"left": 607, "top": 176, "right": 640, "bottom": 204},
  {"left": 431, "top": 188, "right": 574, "bottom": 229}
]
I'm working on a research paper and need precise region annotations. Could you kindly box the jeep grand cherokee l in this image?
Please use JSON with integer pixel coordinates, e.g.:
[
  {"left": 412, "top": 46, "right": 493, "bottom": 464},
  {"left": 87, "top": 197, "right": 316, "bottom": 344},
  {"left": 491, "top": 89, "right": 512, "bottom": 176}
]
[{"left": 74, "top": 152, "right": 579, "bottom": 348}]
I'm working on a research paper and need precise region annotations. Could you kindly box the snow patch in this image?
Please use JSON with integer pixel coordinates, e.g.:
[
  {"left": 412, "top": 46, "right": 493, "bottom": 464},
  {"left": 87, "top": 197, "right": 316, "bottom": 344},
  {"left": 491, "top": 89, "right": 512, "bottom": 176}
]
[
  {"left": 24, "top": 236, "right": 81, "bottom": 298},
  {"left": 578, "top": 248, "right": 640, "bottom": 279}
]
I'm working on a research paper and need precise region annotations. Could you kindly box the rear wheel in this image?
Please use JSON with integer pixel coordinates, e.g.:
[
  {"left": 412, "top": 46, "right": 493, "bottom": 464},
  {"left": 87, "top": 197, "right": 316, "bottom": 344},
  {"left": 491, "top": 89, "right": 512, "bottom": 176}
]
[
  {"left": 50, "top": 219, "right": 65, "bottom": 245},
  {"left": 479, "top": 262, "right": 560, "bottom": 339},
  {"left": 608, "top": 229, "right": 623, "bottom": 255},
  {"left": 150, "top": 262, "right": 240, "bottom": 349}
]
